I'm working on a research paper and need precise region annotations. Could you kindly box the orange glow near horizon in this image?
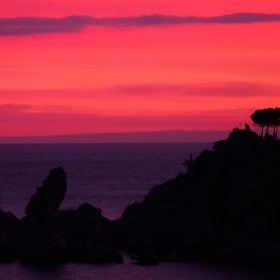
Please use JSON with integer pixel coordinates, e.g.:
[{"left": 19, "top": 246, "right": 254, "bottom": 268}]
[{"left": 1, "top": 1, "right": 280, "bottom": 138}]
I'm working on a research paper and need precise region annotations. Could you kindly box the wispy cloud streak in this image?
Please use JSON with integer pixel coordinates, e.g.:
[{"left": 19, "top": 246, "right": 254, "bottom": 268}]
[
  {"left": 107, "top": 82, "right": 280, "bottom": 98},
  {"left": 1, "top": 82, "right": 279, "bottom": 99},
  {"left": 1, "top": 13, "right": 280, "bottom": 35}
]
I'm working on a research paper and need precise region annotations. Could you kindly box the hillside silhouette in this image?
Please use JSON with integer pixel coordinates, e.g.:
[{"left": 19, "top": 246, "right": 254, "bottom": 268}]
[{"left": 113, "top": 124, "right": 280, "bottom": 264}]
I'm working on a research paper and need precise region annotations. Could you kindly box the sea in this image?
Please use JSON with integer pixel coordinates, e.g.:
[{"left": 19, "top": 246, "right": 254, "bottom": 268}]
[{"left": 0, "top": 143, "right": 280, "bottom": 280}]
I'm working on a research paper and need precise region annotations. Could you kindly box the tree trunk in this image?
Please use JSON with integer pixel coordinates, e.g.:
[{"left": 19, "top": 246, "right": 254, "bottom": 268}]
[{"left": 266, "top": 125, "right": 269, "bottom": 135}]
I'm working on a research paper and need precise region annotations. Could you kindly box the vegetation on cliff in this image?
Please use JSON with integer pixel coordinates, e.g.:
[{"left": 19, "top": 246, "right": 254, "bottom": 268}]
[{"left": 250, "top": 107, "right": 280, "bottom": 138}]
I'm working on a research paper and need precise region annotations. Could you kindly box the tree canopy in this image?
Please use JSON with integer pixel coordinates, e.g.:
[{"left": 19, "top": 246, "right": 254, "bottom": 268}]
[{"left": 250, "top": 108, "right": 280, "bottom": 139}]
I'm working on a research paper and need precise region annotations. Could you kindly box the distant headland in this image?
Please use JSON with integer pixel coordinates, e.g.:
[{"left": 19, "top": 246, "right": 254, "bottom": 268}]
[{"left": 0, "top": 130, "right": 231, "bottom": 144}]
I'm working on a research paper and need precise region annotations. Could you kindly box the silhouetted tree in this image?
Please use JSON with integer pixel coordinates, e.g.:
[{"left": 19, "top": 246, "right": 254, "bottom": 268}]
[
  {"left": 251, "top": 110, "right": 265, "bottom": 136},
  {"left": 251, "top": 108, "right": 280, "bottom": 139},
  {"left": 273, "top": 107, "right": 280, "bottom": 139}
]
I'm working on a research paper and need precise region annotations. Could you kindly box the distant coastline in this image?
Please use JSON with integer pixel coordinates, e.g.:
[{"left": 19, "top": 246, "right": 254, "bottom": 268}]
[{"left": 0, "top": 130, "right": 233, "bottom": 144}]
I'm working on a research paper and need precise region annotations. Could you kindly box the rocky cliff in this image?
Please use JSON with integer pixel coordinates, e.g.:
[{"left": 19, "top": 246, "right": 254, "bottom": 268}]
[{"left": 113, "top": 127, "right": 280, "bottom": 264}]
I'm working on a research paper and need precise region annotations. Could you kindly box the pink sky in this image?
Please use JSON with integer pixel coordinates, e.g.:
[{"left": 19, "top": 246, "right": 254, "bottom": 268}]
[{"left": 0, "top": 1, "right": 280, "bottom": 139}]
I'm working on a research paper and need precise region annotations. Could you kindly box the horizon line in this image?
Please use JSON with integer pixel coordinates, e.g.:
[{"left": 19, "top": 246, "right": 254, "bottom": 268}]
[{"left": 0, "top": 129, "right": 252, "bottom": 144}]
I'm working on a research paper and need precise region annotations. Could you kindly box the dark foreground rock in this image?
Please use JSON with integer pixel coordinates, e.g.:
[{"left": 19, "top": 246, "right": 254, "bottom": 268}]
[
  {"left": 16, "top": 167, "right": 122, "bottom": 264},
  {"left": 60, "top": 203, "right": 123, "bottom": 264},
  {"left": 20, "top": 167, "right": 68, "bottom": 262},
  {"left": 113, "top": 127, "right": 280, "bottom": 264},
  {"left": 0, "top": 208, "right": 21, "bottom": 261}
]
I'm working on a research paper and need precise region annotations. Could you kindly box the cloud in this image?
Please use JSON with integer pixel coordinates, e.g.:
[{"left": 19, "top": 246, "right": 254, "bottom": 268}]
[
  {"left": 1, "top": 13, "right": 280, "bottom": 36},
  {"left": 2, "top": 82, "right": 279, "bottom": 102},
  {"left": 108, "top": 82, "right": 280, "bottom": 98},
  {"left": 0, "top": 17, "right": 85, "bottom": 36},
  {"left": 0, "top": 104, "right": 31, "bottom": 113},
  {"left": 0, "top": 103, "right": 86, "bottom": 116}
]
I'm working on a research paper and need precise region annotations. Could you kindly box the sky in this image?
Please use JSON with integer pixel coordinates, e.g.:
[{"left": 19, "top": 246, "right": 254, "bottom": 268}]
[{"left": 1, "top": 1, "right": 280, "bottom": 139}]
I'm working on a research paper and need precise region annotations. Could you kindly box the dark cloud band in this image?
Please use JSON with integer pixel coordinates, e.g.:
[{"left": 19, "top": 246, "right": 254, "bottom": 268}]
[{"left": 1, "top": 13, "right": 280, "bottom": 36}]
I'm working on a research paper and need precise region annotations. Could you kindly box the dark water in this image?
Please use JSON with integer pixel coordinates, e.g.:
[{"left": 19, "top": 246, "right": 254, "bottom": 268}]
[
  {"left": 1, "top": 143, "right": 280, "bottom": 280},
  {"left": 0, "top": 143, "right": 212, "bottom": 220},
  {"left": 1, "top": 254, "right": 280, "bottom": 280}
]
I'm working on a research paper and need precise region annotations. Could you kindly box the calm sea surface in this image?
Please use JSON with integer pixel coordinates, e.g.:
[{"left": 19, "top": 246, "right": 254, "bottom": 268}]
[
  {"left": 1, "top": 143, "right": 279, "bottom": 280},
  {"left": 0, "top": 143, "right": 213, "bottom": 220}
]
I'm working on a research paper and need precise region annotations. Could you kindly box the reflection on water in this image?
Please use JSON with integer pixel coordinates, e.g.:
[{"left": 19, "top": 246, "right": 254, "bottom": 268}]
[{"left": 1, "top": 254, "right": 280, "bottom": 280}]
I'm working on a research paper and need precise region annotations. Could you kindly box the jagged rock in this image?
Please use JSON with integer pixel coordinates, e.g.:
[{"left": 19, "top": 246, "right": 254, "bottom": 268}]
[
  {"left": 0, "top": 208, "right": 21, "bottom": 261},
  {"left": 4, "top": 167, "right": 122, "bottom": 264},
  {"left": 113, "top": 127, "right": 280, "bottom": 264},
  {"left": 19, "top": 167, "right": 67, "bottom": 262},
  {"left": 60, "top": 203, "right": 123, "bottom": 264}
]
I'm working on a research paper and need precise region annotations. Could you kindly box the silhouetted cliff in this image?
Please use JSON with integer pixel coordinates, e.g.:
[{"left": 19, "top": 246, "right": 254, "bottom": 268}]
[{"left": 113, "top": 127, "right": 280, "bottom": 264}]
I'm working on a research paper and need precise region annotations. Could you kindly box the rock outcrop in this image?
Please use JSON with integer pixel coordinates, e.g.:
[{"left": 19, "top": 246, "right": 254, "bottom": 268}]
[
  {"left": 60, "top": 203, "right": 123, "bottom": 264},
  {"left": 113, "top": 127, "right": 280, "bottom": 264},
  {"left": 17, "top": 167, "right": 122, "bottom": 264},
  {"left": 0, "top": 208, "right": 21, "bottom": 261},
  {"left": 20, "top": 167, "right": 67, "bottom": 262}
]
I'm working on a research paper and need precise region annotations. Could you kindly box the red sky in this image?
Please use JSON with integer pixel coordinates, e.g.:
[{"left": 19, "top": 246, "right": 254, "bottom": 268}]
[{"left": 1, "top": 1, "right": 280, "bottom": 139}]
